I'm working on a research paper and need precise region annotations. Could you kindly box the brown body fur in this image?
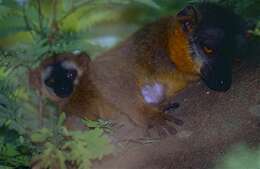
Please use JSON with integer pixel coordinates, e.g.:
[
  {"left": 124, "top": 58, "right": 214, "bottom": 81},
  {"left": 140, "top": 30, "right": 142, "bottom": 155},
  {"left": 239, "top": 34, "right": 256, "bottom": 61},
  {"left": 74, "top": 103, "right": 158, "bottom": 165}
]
[
  {"left": 94, "top": 60, "right": 260, "bottom": 169},
  {"left": 87, "top": 17, "right": 199, "bottom": 128}
]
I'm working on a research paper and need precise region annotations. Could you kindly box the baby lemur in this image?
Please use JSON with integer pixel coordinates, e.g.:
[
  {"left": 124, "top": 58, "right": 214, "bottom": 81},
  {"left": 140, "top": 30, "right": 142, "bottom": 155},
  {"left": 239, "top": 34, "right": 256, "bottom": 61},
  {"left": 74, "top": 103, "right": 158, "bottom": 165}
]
[{"left": 29, "top": 3, "right": 245, "bottom": 136}]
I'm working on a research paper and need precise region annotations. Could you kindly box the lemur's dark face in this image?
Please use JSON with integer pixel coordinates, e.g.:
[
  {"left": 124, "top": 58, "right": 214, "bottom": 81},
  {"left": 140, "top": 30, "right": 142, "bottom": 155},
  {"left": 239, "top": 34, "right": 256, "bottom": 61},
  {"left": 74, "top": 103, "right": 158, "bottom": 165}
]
[
  {"left": 191, "top": 24, "right": 233, "bottom": 92},
  {"left": 42, "top": 60, "right": 78, "bottom": 98},
  {"left": 177, "top": 3, "right": 244, "bottom": 91}
]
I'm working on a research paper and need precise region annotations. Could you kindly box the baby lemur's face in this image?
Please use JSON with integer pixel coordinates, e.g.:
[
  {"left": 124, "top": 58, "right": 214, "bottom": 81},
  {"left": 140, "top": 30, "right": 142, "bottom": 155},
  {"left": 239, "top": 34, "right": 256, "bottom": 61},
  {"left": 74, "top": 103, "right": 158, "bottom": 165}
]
[
  {"left": 42, "top": 60, "right": 79, "bottom": 98},
  {"left": 177, "top": 4, "right": 245, "bottom": 91},
  {"left": 29, "top": 53, "right": 89, "bottom": 102}
]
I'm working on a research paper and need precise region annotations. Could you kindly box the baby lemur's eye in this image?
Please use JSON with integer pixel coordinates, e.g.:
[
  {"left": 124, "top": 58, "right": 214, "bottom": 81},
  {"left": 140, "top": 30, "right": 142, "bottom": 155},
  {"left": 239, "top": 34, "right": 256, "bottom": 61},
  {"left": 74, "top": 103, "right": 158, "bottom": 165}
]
[
  {"left": 45, "top": 78, "right": 55, "bottom": 86},
  {"left": 66, "top": 70, "right": 77, "bottom": 80}
]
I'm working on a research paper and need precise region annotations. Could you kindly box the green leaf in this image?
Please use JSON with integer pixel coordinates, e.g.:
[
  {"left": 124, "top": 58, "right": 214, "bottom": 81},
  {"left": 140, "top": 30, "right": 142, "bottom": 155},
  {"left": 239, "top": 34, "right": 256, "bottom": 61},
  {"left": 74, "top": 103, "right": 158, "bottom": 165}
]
[
  {"left": 57, "top": 113, "right": 66, "bottom": 127},
  {"left": 4, "top": 144, "right": 19, "bottom": 157},
  {"left": 57, "top": 149, "right": 67, "bottom": 169},
  {"left": 31, "top": 128, "right": 53, "bottom": 143},
  {"left": 133, "top": 0, "right": 160, "bottom": 9}
]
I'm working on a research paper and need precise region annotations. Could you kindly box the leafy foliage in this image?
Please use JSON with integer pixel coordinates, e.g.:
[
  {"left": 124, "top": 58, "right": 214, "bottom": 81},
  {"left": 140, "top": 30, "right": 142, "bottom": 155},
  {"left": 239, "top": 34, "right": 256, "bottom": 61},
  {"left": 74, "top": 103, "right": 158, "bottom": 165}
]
[
  {"left": 0, "top": 67, "right": 33, "bottom": 133},
  {"left": 31, "top": 114, "right": 113, "bottom": 169},
  {"left": 82, "top": 119, "right": 113, "bottom": 133},
  {"left": 0, "top": 126, "right": 33, "bottom": 169},
  {"left": 0, "top": 0, "right": 163, "bottom": 58},
  {"left": 0, "top": 57, "right": 113, "bottom": 169}
]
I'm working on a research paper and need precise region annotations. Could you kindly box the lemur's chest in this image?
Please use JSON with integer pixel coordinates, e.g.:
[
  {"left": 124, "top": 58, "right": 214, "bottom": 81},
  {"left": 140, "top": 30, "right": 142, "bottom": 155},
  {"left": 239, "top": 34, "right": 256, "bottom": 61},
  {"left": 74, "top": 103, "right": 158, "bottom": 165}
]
[{"left": 138, "top": 69, "right": 199, "bottom": 105}]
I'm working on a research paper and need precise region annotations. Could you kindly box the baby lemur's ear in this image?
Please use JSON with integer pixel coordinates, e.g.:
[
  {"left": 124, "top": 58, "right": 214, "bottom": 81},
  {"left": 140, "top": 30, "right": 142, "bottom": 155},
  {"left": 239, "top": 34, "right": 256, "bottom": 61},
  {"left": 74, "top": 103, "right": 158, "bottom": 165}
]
[
  {"left": 71, "top": 52, "right": 91, "bottom": 71},
  {"left": 176, "top": 5, "right": 200, "bottom": 33}
]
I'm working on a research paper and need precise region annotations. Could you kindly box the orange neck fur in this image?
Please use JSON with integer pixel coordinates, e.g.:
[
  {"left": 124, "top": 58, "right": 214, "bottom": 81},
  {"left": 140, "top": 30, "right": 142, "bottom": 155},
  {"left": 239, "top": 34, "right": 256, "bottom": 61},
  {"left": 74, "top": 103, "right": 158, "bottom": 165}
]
[{"left": 168, "top": 22, "right": 199, "bottom": 75}]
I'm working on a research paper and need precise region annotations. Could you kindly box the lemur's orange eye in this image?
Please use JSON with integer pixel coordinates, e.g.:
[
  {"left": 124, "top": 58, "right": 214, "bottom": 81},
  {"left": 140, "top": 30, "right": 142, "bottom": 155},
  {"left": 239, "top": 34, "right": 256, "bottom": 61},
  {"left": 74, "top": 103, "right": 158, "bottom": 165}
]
[{"left": 203, "top": 46, "right": 213, "bottom": 55}]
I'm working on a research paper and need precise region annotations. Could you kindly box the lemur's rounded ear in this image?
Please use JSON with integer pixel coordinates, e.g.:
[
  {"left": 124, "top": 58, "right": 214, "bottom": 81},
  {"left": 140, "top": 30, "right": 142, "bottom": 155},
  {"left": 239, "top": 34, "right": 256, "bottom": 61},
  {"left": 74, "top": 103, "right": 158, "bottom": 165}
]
[
  {"left": 176, "top": 5, "right": 200, "bottom": 33},
  {"left": 73, "top": 52, "right": 91, "bottom": 69}
]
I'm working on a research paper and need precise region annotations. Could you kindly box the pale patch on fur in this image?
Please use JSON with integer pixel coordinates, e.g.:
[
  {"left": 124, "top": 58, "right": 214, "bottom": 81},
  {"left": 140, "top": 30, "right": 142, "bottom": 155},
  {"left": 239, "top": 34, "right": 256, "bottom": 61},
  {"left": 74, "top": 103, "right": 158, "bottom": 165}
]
[
  {"left": 61, "top": 60, "right": 83, "bottom": 77},
  {"left": 61, "top": 61, "right": 77, "bottom": 70},
  {"left": 41, "top": 66, "right": 53, "bottom": 81},
  {"left": 74, "top": 79, "right": 79, "bottom": 85},
  {"left": 189, "top": 37, "right": 205, "bottom": 72},
  {"left": 141, "top": 83, "right": 165, "bottom": 105}
]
